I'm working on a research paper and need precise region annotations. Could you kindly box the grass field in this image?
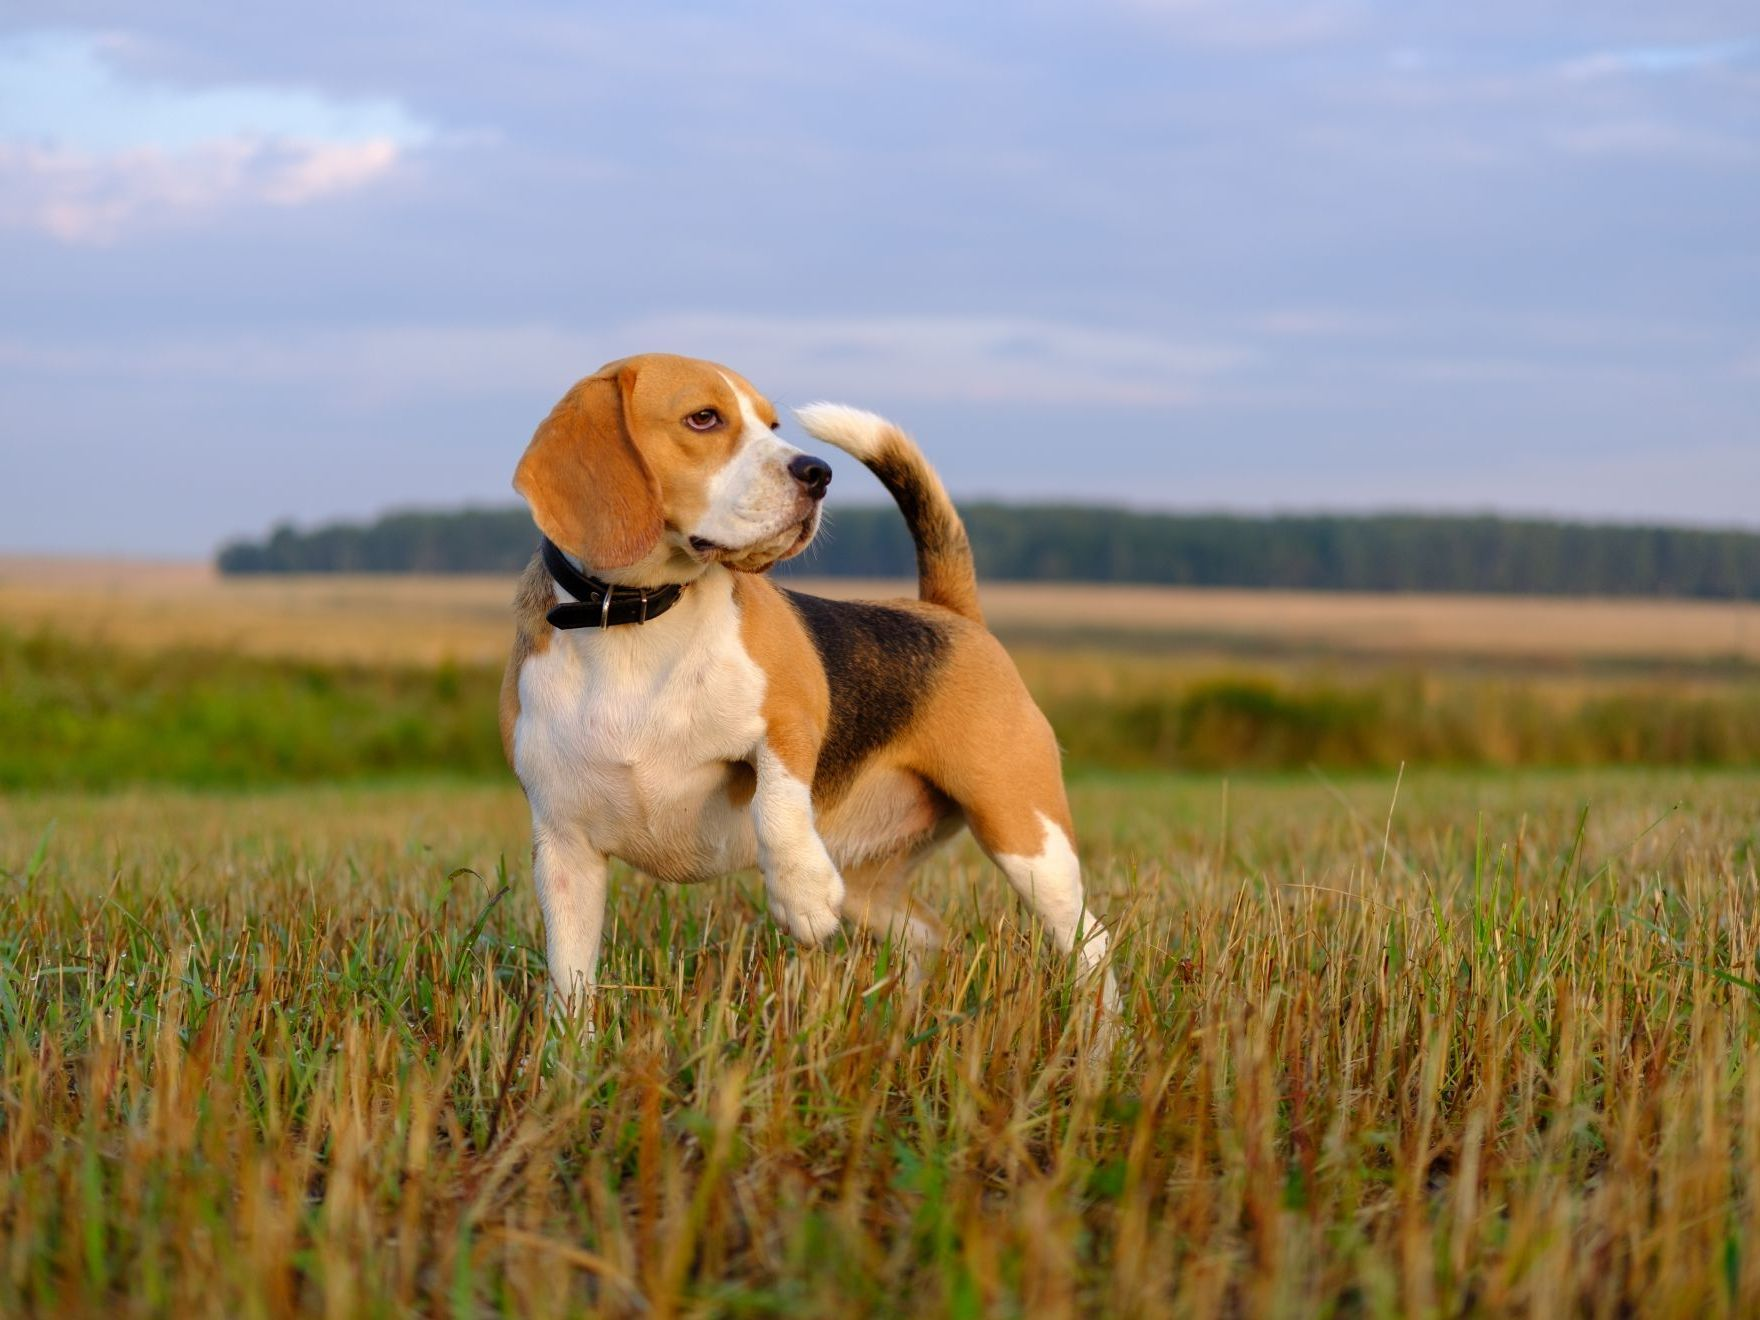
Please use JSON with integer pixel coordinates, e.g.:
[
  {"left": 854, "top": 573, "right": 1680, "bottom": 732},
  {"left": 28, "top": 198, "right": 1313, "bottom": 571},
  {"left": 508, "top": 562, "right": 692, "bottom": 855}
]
[
  {"left": 5, "top": 564, "right": 1760, "bottom": 789},
  {"left": 5, "top": 770, "right": 1760, "bottom": 1314},
  {"left": 5, "top": 560, "right": 1760, "bottom": 1313}
]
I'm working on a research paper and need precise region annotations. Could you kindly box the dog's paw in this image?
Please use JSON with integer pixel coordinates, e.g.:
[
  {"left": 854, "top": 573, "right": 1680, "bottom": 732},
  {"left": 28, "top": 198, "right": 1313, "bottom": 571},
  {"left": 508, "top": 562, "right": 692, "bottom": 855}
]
[
  {"left": 546, "top": 976, "right": 597, "bottom": 1032},
  {"left": 766, "top": 866, "right": 845, "bottom": 945},
  {"left": 1072, "top": 968, "right": 1125, "bottom": 1064}
]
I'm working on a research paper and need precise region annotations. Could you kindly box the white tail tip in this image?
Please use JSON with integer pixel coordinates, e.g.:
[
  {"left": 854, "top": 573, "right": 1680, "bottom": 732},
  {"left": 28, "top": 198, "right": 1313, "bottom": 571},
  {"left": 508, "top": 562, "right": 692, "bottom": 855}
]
[{"left": 793, "top": 402, "right": 893, "bottom": 460}]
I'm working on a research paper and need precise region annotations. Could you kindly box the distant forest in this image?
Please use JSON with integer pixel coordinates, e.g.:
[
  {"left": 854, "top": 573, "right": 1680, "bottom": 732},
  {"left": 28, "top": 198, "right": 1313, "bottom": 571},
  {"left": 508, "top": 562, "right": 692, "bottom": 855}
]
[{"left": 216, "top": 505, "right": 1760, "bottom": 598}]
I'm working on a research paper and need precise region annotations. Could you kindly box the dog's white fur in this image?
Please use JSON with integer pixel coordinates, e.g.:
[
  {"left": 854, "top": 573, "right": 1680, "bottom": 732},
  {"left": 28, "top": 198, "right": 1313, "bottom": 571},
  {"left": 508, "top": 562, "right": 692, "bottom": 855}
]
[
  {"left": 792, "top": 403, "right": 891, "bottom": 460},
  {"left": 515, "top": 567, "right": 846, "bottom": 1008}
]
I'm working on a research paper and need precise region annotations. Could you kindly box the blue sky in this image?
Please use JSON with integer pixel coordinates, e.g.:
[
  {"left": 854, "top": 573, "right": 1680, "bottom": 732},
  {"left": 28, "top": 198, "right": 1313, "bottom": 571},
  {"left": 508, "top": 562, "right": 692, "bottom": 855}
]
[{"left": 1, "top": 3, "right": 1756, "bottom": 555}]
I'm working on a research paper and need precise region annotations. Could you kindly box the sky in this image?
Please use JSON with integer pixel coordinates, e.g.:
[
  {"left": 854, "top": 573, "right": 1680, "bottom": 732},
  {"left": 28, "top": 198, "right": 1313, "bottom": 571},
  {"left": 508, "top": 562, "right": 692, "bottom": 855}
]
[{"left": 1, "top": 2, "right": 1756, "bottom": 556}]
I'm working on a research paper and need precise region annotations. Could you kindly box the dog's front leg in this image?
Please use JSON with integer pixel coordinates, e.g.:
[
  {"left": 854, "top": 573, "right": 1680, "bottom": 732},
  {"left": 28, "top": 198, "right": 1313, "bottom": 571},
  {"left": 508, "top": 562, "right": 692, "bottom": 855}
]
[
  {"left": 751, "top": 743, "right": 844, "bottom": 945},
  {"left": 531, "top": 818, "right": 609, "bottom": 1016}
]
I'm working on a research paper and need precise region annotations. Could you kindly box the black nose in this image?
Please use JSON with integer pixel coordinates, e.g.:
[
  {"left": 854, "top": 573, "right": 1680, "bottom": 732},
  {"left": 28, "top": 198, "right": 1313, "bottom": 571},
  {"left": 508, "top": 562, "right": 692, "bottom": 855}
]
[{"left": 788, "top": 453, "right": 832, "bottom": 500}]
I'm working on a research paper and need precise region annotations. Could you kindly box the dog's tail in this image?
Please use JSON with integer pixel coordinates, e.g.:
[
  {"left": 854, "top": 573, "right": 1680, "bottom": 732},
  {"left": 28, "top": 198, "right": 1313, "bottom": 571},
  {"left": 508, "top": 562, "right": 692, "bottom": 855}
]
[{"left": 794, "top": 403, "right": 983, "bottom": 623}]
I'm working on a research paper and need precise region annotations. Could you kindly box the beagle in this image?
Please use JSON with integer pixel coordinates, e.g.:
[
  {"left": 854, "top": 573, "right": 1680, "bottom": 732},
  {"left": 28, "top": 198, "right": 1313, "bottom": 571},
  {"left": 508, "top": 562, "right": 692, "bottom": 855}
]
[{"left": 501, "top": 353, "right": 1119, "bottom": 1020}]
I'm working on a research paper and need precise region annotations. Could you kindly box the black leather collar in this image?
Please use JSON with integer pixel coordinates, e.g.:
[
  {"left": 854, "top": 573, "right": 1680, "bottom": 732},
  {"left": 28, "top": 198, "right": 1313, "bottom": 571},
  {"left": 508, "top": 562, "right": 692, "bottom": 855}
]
[{"left": 540, "top": 538, "right": 687, "bottom": 629}]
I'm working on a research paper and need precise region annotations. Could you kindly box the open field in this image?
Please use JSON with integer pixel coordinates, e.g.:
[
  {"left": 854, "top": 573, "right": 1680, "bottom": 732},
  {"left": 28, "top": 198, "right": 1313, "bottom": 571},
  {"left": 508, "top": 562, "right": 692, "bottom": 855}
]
[
  {"left": 5, "top": 558, "right": 1760, "bottom": 671},
  {"left": 7, "top": 559, "right": 1759, "bottom": 784},
  {"left": 4, "top": 770, "right": 1760, "bottom": 1314},
  {"left": 5, "top": 556, "right": 1760, "bottom": 1312},
  {"left": 5, "top": 557, "right": 1759, "bottom": 789},
  {"left": 6, "top": 621, "right": 1760, "bottom": 790}
]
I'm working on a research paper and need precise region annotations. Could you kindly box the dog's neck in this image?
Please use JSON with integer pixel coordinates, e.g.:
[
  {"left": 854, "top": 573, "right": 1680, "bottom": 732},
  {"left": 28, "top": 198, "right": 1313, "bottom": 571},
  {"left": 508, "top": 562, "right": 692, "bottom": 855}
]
[{"left": 541, "top": 538, "right": 702, "bottom": 630}]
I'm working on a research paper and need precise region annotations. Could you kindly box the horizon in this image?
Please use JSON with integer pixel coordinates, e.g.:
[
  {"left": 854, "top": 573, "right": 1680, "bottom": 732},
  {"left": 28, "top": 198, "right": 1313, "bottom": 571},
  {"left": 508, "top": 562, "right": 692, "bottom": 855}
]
[
  {"left": 215, "top": 495, "right": 1760, "bottom": 553},
  {"left": 4, "top": 5, "right": 1757, "bottom": 555}
]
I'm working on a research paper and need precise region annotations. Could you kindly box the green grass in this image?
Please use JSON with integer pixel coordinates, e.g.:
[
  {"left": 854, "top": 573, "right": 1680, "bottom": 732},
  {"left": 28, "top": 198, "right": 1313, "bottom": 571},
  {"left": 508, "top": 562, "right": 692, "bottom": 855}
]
[
  {"left": 1043, "top": 670, "right": 1760, "bottom": 770},
  {"left": 4, "top": 769, "right": 1760, "bottom": 1314},
  {"left": 5, "top": 625, "right": 1760, "bottom": 790},
  {"left": 0, "top": 628, "right": 497, "bottom": 789}
]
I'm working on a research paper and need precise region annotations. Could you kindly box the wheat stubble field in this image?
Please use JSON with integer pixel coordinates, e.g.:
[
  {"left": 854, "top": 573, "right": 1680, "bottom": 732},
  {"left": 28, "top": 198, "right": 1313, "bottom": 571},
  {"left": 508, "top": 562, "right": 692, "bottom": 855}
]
[
  {"left": 3, "top": 563, "right": 1760, "bottom": 1315},
  {"left": 5, "top": 557, "right": 1760, "bottom": 668}
]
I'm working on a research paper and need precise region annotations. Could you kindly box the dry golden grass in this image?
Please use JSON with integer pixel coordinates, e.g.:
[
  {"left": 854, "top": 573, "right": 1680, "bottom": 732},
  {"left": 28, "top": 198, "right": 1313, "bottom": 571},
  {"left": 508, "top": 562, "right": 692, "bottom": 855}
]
[
  {"left": 0, "top": 558, "right": 518, "bottom": 667},
  {"left": 4, "top": 770, "right": 1760, "bottom": 1314},
  {"left": 8, "top": 552, "right": 1759, "bottom": 1313},
  {"left": 5, "top": 557, "right": 1759, "bottom": 670}
]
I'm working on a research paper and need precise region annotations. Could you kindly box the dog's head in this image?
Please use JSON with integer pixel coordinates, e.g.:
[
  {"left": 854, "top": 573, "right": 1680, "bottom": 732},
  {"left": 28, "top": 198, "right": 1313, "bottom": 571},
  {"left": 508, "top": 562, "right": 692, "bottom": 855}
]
[{"left": 514, "top": 353, "right": 832, "bottom": 580}]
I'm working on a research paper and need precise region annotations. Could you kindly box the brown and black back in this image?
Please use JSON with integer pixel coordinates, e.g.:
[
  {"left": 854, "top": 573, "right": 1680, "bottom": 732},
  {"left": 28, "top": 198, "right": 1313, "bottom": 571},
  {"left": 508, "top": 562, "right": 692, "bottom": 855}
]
[{"left": 784, "top": 592, "right": 951, "bottom": 802}]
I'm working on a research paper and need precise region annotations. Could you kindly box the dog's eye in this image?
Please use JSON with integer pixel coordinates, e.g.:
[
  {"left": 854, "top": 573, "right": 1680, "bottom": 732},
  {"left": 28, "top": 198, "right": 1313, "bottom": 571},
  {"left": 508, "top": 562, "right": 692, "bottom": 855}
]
[{"left": 684, "top": 408, "right": 722, "bottom": 431}]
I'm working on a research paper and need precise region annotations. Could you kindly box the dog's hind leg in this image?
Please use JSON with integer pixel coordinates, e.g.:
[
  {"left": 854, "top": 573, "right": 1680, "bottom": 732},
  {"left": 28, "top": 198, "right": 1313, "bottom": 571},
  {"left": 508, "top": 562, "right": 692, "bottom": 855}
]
[
  {"left": 841, "top": 840, "right": 951, "bottom": 985},
  {"left": 933, "top": 706, "right": 1121, "bottom": 1022},
  {"left": 976, "top": 807, "right": 1120, "bottom": 1018}
]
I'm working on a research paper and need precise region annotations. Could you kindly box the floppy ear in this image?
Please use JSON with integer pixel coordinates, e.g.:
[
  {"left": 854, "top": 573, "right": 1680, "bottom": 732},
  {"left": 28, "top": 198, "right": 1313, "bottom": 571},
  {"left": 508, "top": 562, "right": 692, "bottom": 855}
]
[{"left": 513, "top": 367, "right": 663, "bottom": 570}]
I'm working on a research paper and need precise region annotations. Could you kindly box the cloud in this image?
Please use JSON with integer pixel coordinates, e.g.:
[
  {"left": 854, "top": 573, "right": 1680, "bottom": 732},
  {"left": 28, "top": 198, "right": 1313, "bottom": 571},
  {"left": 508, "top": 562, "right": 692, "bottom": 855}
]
[
  {"left": 0, "top": 314, "right": 1253, "bottom": 407},
  {"left": 0, "top": 137, "right": 403, "bottom": 242},
  {"left": 631, "top": 313, "right": 1250, "bottom": 405},
  {"left": 1556, "top": 40, "right": 1755, "bottom": 82},
  {"left": 0, "top": 30, "right": 429, "bottom": 241}
]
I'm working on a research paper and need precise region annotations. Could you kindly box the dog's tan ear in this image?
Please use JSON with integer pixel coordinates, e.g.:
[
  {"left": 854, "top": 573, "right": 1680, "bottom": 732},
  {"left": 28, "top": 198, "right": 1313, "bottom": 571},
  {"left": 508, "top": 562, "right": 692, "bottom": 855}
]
[{"left": 514, "top": 366, "right": 663, "bottom": 570}]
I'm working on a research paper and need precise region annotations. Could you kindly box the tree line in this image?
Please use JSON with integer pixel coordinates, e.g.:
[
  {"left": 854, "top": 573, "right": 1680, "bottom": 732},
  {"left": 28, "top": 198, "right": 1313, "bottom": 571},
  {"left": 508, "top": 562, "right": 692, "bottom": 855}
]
[{"left": 216, "top": 504, "right": 1760, "bottom": 598}]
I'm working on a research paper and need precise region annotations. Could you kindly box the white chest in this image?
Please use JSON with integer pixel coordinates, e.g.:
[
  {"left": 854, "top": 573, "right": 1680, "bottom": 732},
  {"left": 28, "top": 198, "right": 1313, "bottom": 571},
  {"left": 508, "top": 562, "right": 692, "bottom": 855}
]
[{"left": 512, "top": 579, "right": 767, "bottom": 880}]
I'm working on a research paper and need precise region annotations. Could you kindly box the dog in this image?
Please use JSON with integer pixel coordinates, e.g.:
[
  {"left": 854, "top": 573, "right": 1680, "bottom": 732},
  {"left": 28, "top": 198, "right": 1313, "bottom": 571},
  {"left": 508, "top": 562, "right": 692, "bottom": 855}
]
[{"left": 501, "top": 353, "right": 1119, "bottom": 1021}]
